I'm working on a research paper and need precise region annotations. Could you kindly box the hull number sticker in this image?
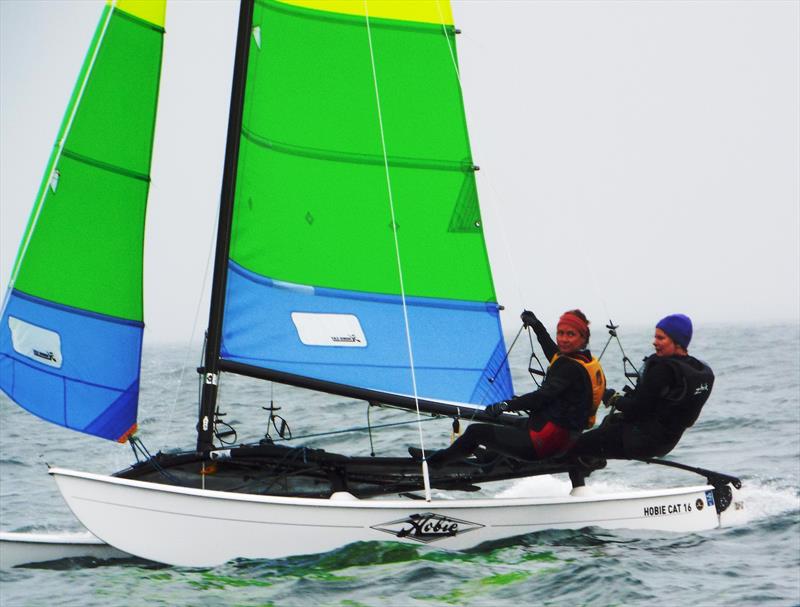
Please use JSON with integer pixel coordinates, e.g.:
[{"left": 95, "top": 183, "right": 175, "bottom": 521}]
[{"left": 643, "top": 501, "right": 699, "bottom": 517}]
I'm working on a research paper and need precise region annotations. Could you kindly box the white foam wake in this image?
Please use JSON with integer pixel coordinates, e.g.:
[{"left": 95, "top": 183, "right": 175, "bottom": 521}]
[{"left": 494, "top": 475, "right": 799, "bottom": 524}]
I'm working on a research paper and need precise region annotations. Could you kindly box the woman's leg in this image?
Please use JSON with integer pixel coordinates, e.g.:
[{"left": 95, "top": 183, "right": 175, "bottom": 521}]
[
  {"left": 569, "top": 414, "right": 627, "bottom": 459},
  {"left": 425, "top": 423, "right": 536, "bottom": 466},
  {"left": 622, "top": 425, "right": 680, "bottom": 459}
]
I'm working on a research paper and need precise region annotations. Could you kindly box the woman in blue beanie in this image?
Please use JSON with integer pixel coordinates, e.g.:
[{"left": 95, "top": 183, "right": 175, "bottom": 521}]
[{"left": 567, "top": 313, "right": 714, "bottom": 485}]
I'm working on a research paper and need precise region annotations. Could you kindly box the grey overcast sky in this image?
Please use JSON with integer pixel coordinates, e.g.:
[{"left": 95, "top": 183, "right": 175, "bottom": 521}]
[{"left": 1, "top": 1, "right": 798, "bottom": 345}]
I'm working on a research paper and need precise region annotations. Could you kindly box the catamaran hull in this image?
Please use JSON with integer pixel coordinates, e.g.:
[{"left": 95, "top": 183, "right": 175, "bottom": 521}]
[
  {"left": 0, "top": 531, "right": 129, "bottom": 568},
  {"left": 50, "top": 467, "right": 744, "bottom": 567}
]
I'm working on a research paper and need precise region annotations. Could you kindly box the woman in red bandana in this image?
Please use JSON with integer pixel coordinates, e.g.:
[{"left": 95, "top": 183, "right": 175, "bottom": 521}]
[{"left": 409, "top": 309, "right": 606, "bottom": 466}]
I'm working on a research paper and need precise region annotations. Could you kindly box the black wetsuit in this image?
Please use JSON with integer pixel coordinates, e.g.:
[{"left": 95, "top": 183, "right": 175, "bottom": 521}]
[
  {"left": 570, "top": 354, "right": 714, "bottom": 459},
  {"left": 514, "top": 318, "right": 594, "bottom": 433},
  {"left": 421, "top": 320, "right": 594, "bottom": 465}
]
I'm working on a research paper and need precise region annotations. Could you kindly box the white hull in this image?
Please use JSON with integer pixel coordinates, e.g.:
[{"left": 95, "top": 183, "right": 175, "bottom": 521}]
[
  {"left": 50, "top": 467, "right": 745, "bottom": 567},
  {"left": 0, "top": 531, "right": 129, "bottom": 568}
]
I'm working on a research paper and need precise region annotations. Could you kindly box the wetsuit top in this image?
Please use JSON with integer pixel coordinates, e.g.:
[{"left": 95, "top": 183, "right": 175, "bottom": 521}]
[
  {"left": 503, "top": 319, "right": 595, "bottom": 433},
  {"left": 613, "top": 354, "right": 714, "bottom": 440}
]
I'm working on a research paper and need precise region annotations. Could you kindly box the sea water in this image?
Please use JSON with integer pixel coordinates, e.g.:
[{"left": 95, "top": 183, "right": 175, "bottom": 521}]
[{"left": 0, "top": 323, "right": 798, "bottom": 606}]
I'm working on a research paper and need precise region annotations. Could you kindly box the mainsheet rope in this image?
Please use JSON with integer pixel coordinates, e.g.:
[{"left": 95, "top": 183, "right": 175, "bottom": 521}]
[{"left": 363, "top": 2, "right": 432, "bottom": 501}]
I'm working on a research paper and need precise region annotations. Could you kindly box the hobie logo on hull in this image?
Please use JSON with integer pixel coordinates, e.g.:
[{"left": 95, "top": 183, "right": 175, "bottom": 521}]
[
  {"left": 372, "top": 513, "right": 484, "bottom": 544},
  {"left": 291, "top": 312, "right": 367, "bottom": 347},
  {"left": 8, "top": 316, "right": 63, "bottom": 369}
]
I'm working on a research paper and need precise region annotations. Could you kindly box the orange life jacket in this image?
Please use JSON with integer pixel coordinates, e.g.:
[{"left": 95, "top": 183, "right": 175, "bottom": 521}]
[{"left": 549, "top": 353, "right": 606, "bottom": 429}]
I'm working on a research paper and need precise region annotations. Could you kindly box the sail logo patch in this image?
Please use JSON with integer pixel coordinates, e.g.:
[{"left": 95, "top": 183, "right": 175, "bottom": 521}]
[
  {"left": 371, "top": 513, "right": 484, "bottom": 544},
  {"left": 291, "top": 312, "right": 367, "bottom": 347},
  {"left": 8, "top": 316, "right": 63, "bottom": 369}
]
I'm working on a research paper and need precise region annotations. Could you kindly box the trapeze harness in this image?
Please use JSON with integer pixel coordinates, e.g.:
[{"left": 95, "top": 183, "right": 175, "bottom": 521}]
[{"left": 528, "top": 353, "right": 606, "bottom": 458}]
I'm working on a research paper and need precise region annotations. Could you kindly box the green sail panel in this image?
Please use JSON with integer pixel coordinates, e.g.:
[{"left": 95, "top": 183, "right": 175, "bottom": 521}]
[
  {"left": 0, "top": 2, "right": 165, "bottom": 442},
  {"left": 230, "top": 0, "right": 494, "bottom": 302},
  {"left": 221, "top": 0, "right": 513, "bottom": 406},
  {"left": 11, "top": 5, "right": 164, "bottom": 319}
]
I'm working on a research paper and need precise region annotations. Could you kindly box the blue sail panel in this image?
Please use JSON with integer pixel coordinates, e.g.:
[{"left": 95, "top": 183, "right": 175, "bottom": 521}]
[
  {"left": 221, "top": 262, "right": 513, "bottom": 405},
  {"left": 0, "top": 290, "right": 142, "bottom": 442}
]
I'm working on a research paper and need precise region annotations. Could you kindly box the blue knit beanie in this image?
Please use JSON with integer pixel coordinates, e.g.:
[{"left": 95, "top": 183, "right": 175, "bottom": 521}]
[{"left": 656, "top": 314, "right": 693, "bottom": 349}]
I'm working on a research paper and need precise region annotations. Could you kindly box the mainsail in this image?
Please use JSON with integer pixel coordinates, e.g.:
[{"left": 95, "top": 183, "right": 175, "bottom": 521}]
[
  {"left": 215, "top": 0, "right": 513, "bottom": 408},
  {"left": 0, "top": 1, "right": 165, "bottom": 442}
]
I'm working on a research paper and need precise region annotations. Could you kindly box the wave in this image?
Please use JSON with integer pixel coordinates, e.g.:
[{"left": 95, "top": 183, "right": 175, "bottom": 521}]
[{"left": 496, "top": 474, "right": 799, "bottom": 525}]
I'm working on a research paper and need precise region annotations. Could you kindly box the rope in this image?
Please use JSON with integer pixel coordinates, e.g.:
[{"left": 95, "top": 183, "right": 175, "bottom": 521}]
[
  {"left": 489, "top": 324, "right": 524, "bottom": 384},
  {"left": 599, "top": 319, "right": 641, "bottom": 386},
  {"left": 271, "top": 415, "right": 439, "bottom": 443},
  {"left": 161, "top": 209, "right": 217, "bottom": 452},
  {"left": 364, "top": 2, "right": 431, "bottom": 500},
  {"left": 129, "top": 435, "right": 185, "bottom": 486},
  {"left": 367, "top": 402, "right": 375, "bottom": 456},
  {"left": 526, "top": 327, "right": 546, "bottom": 386}
]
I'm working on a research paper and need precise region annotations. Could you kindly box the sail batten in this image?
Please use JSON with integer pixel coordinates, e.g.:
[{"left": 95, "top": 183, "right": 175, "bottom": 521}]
[
  {"left": 242, "top": 128, "right": 476, "bottom": 173},
  {"left": 266, "top": 0, "right": 455, "bottom": 29},
  {"left": 60, "top": 148, "right": 152, "bottom": 182},
  {"left": 9, "top": 289, "right": 145, "bottom": 328}
]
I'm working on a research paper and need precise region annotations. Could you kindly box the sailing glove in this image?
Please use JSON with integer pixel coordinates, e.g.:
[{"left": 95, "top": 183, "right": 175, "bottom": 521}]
[
  {"left": 520, "top": 310, "right": 538, "bottom": 328},
  {"left": 485, "top": 401, "right": 509, "bottom": 417},
  {"left": 603, "top": 389, "right": 622, "bottom": 408}
]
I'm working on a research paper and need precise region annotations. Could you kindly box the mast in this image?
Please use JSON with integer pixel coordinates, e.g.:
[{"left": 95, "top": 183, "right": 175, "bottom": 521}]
[{"left": 196, "top": 0, "right": 255, "bottom": 452}]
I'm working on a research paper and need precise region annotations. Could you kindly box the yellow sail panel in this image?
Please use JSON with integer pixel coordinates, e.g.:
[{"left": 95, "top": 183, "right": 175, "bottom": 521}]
[
  {"left": 111, "top": 0, "right": 167, "bottom": 28},
  {"left": 278, "top": 0, "right": 453, "bottom": 25}
]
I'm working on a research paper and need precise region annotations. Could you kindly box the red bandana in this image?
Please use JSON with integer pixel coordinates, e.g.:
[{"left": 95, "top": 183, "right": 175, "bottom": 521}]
[{"left": 558, "top": 312, "right": 589, "bottom": 340}]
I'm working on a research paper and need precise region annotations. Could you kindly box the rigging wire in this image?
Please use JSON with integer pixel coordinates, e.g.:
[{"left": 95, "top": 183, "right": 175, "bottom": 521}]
[
  {"left": 364, "top": 2, "right": 431, "bottom": 501},
  {"left": 489, "top": 324, "right": 524, "bottom": 384},
  {"left": 437, "top": 42, "right": 640, "bottom": 392},
  {"left": 161, "top": 209, "right": 218, "bottom": 452},
  {"left": 435, "top": 4, "right": 536, "bottom": 419},
  {"left": 367, "top": 403, "right": 376, "bottom": 457},
  {"left": 439, "top": 5, "right": 628, "bottom": 350},
  {"left": 273, "top": 414, "right": 440, "bottom": 444},
  {"left": 526, "top": 327, "right": 546, "bottom": 386},
  {"left": 262, "top": 395, "right": 292, "bottom": 442},
  {"left": 435, "top": 10, "right": 528, "bottom": 314},
  {"left": 437, "top": 12, "right": 646, "bottom": 418},
  {"left": 597, "top": 319, "right": 641, "bottom": 386},
  {"left": 128, "top": 435, "right": 185, "bottom": 486}
]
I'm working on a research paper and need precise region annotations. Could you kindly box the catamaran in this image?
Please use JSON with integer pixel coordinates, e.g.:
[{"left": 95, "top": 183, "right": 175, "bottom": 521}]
[{"left": 0, "top": 0, "right": 744, "bottom": 567}]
